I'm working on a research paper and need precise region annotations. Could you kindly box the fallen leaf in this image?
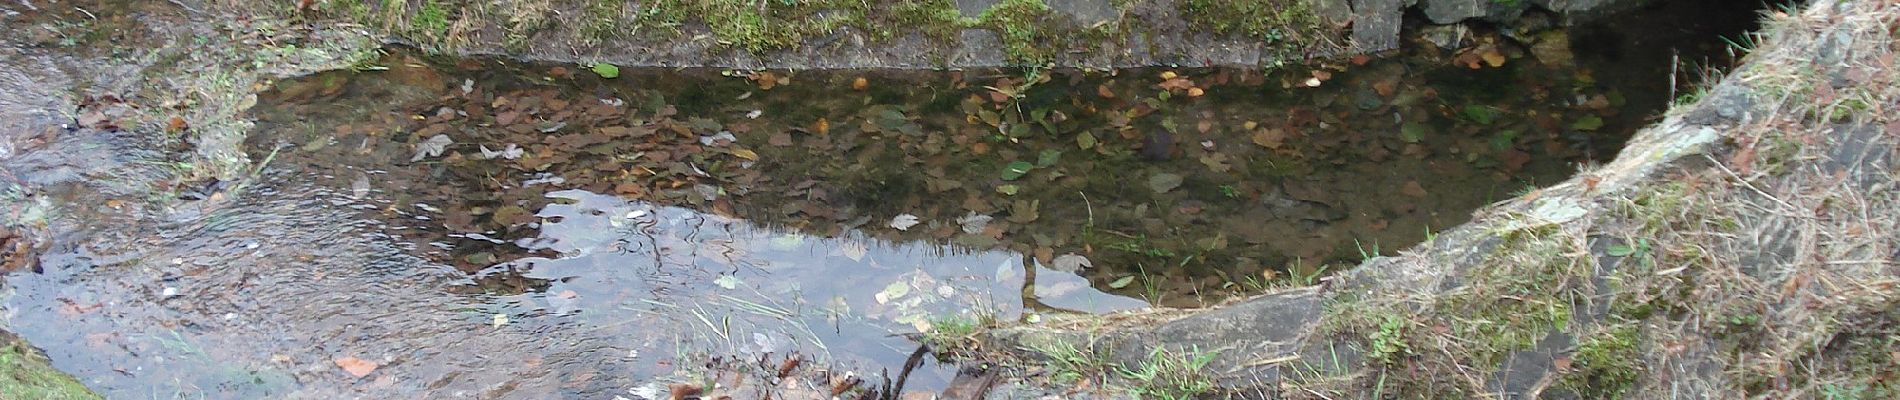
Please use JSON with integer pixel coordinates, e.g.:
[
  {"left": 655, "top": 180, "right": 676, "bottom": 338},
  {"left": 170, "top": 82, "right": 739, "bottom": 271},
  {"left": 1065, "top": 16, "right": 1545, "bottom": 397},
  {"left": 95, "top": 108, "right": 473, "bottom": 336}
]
[
  {"left": 889, "top": 214, "right": 921, "bottom": 231},
  {"left": 1108, "top": 276, "right": 1136, "bottom": 289},
  {"left": 957, "top": 212, "right": 992, "bottom": 234},
  {"left": 1481, "top": 50, "right": 1507, "bottom": 67},
  {"left": 730, "top": 148, "right": 760, "bottom": 161},
  {"left": 1570, "top": 115, "right": 1605, "bottom": 131},
  {"left": 334, "top": 356, "right": 379, "bottom": 377},
  {"left": 1052, "top": 254, "right": 1092, "bottom": 272},
  {"left": 1148, "top": 173, "right": 1184, "bottom": 193},
  {"left": 410, "top": 134, "right": 452, "bottom": 162},
  {"left": 875, "top": 281, "right": 911, "bottom": 304},
  {"left": 1251, "top": 128, "right": 1286, "bottom": 149},
  {"left": 852, "top": 77, "right": 869, "bottom": 91},
  {"left": 1401, "top": 181, "right": 1428, "bottom": 197},
  {"left": 1187, "top": 87, "right": 1205, "bottom": 97},
  {"left": 166, "top": 116, "right": 188, "bottom": 132},
  {"left": 590, "top": 63, "right": 620, "bottom": 79},
  {"left": 1001, "top": 161, "right": 1034, "bottom": 181},
  {"left": 768, "top": 132, "right": 794, "bottom": 146}
]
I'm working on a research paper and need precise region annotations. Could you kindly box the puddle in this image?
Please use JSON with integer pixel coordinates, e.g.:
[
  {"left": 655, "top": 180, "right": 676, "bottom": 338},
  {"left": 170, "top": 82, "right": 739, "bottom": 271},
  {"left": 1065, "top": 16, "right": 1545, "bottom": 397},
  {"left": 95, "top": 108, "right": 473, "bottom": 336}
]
[{"left": 0, "top": 8, "right": 1768, "bottom": 397}]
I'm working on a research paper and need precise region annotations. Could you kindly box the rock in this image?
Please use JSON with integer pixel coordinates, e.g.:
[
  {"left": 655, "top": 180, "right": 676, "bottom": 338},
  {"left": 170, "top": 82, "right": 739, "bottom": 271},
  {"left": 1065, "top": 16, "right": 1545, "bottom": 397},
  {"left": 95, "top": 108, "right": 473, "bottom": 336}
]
[
  {"left": 1529, "top": 30, "right": 1575, "bottom": 68},
  {"left": 1351, "top": 0, "right": 1406, "bottom": 52},
  {"left": 1419, "top": 0, "right": 1495, "bottom": 24},
  {"left": 1046, "top": 0, "right": 1117, "bottom": 26},
  {"left": 1418, "top": 24, "right": 1472, "bottom": 51}
]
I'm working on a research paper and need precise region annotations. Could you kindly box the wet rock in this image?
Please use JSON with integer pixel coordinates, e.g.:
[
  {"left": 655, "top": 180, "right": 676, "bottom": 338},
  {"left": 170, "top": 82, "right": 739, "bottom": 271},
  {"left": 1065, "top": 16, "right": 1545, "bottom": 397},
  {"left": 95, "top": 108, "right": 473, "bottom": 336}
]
[
  {"left": 1351, "top": 0, "right": 1406, "bottom": 52},
  {"left": 1418, "top": 24, "right": 1472, "bottom": 51},
  {"left": 1046, "top": 0, "right": 1117, "bottom": 26},
  {"left": 1530, "top": 30, "right": 1576, "bottom": 68}
]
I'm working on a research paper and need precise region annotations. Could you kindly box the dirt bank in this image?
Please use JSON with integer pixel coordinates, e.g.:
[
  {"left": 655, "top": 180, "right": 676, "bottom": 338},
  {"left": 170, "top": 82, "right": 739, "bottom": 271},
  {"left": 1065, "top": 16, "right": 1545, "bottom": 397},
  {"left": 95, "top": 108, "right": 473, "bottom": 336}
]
[{"left": 973, "top": 0, "right": 1900, "bottom": 398}]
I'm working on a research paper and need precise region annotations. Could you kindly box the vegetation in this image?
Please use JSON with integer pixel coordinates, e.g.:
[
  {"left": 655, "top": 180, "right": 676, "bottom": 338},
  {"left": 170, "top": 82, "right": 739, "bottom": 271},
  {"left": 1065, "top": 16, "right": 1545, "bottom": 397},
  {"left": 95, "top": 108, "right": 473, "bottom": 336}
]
[{"left": 0, "top": 333, "right": 99, "bottom": 400}]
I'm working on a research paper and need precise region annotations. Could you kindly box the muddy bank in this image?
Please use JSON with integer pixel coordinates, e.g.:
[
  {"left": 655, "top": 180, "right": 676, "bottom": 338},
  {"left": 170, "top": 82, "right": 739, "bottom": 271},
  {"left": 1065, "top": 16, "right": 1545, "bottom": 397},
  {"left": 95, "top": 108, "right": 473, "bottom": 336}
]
[{"left": 976, "top": 0, "right": 1900, "bottom": 398}]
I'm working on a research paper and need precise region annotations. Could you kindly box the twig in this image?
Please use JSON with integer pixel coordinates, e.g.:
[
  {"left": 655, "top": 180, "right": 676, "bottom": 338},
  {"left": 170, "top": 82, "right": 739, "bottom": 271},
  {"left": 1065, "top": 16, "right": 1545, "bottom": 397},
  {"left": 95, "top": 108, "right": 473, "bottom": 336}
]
[{"left": 1704, "top": 154, "right": 1801, "bottom": 211}]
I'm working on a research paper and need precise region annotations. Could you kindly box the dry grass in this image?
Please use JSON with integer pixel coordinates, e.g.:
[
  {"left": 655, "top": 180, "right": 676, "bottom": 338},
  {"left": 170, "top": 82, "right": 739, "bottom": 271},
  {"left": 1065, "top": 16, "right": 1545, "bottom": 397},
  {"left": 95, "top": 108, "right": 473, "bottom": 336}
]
[{"left": 1286, "top": 0, "right": 1900, "bottom": 398}]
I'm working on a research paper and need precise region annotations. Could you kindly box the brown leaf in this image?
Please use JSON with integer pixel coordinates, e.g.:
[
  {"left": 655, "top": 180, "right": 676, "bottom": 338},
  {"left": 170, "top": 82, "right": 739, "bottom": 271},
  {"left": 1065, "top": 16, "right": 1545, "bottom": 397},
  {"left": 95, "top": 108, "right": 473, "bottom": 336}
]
[
  {"left": 334, "top": 356, "right": 379, "bottom": 377},
  {"left": 1250, "top": 128, "right": 1286, "bottom": 149},
  {"left": 1400, "top": 181, "right": 1427, "bottom": 197},
  {"left": 1096, "top": 84, "right": 1115, "bottom": 99},
  {"left": 1480, "top": 47, "right": 1507, "bottom": 67},
  {"left": 166, "top": 116, "right": 189, "bottom": 132},
  {"left": 1372, "top": 80, "right": 1397, "bottom": 98},
  {"left": 1553, "top": 356, "right": 1573, "bottom": 371},
  {"left": 768, "top": 132, "right": 794, "bottom": 147},
  {"left": 755, "top": 72, "right": 779, "bottom": 90},
  {"left": 851, "top": 77, "right": 869, "bottom": 91}
]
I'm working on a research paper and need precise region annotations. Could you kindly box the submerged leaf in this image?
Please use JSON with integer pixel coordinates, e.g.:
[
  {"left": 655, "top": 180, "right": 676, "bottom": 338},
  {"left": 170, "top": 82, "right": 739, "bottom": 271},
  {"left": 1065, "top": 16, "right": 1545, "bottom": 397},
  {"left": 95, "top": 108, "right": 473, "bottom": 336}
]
[
  {"left": 889, "top": 214, "right": 921, "bottom": 231},
  {"left": 411, "top": 134, "right": 452, "bottom": 162},
  {"left": 1108, "top": 276, "right": 1136, "bottom": 289},
  {"left": 1570, "top": 115, "right": 1605, "bottom": 131},
  {"left": 875, "top": 281, "right": 911, "bottom": 304},
  {"left": 334, "top": 356, "right": 379, "bottom": 377},
  {"left": 1001, "top": 161, "right": 1035, "bottom": 181},
  {"left": 1051, "top": 254, "right": 1092, "bottom": 273},
  {"left": 1147, "top": 173, "right": 1184, "bottom": 193},
  {"left": 590, "top": 63, "right": 620, "bottom": 79}
]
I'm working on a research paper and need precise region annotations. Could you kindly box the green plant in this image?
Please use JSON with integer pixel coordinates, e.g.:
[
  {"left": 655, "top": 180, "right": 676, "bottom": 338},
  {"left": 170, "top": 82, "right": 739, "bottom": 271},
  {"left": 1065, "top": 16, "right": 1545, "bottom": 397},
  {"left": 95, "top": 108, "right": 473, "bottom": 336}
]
[
  {"left": 1367, "top": 313, "right": 1410, "bottom": 363},
  {"left": 1119, "top": 346, "right": 1222, "bottom": 400},
  {"left": 1218, "top": 184, "right": 1239, "bottom": 199},
  {"left": 414, "top": 0, "right": 451, "bottom": 38},
  {"left": 1023, "top": 338, "right": 1111, "bottom": 384},
  {"left": 975, "top": 0, "right": 1055, "bottom": 64},
  {"left": 922, "top": 314, "right": 991, "bottom": 357},
  {"left": 1354, "top": 238, "right": 1381, "bottom": 260}
]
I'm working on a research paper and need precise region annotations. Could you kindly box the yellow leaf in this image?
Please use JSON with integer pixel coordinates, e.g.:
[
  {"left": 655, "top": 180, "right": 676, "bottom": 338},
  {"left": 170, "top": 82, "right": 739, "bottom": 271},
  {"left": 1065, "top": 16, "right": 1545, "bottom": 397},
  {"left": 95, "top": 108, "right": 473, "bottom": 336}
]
[
  {"left": 1481, "top": 50, "right": 1507, "bottom": 67},
  {"left": 731, "top": 148, "right": 759, "bottom": 161}
]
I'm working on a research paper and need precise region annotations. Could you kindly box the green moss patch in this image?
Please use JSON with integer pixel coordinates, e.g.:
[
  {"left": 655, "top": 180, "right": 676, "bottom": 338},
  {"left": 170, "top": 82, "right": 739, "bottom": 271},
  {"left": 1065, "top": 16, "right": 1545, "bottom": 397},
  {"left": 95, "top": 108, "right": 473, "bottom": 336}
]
[{"left": 0, "top": 334, "right": 99, "bottom": 400}]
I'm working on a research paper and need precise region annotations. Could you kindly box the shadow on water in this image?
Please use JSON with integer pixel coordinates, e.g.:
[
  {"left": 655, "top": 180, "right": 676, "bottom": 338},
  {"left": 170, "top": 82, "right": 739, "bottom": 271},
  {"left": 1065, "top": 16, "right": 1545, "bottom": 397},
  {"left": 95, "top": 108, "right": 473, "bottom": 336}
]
[{"left": 0, "top": 2, "right": 1777, "bottom": 397}]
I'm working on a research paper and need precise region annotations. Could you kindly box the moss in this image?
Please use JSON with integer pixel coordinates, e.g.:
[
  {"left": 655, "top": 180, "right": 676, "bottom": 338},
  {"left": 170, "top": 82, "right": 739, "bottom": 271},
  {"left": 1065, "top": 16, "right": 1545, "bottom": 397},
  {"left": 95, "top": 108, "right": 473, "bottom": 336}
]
[
  {"left": 975, "top": 0, "right": 1056, "bottom": 64},
  {"left": 1558, "top": 324, "right": 1644, "bottom": 399},
  {"left": 1436, "top": 223, "right": 1585, "bottom": 366},
  {"left": 887, "top": 0, "right": 968, "bottom": 42},
  {"left": 0, "top": 335, "right": 100, "bottom": 400},
  {"left": 1177, "top": 0, "right": 1319, "bottom": 45}
]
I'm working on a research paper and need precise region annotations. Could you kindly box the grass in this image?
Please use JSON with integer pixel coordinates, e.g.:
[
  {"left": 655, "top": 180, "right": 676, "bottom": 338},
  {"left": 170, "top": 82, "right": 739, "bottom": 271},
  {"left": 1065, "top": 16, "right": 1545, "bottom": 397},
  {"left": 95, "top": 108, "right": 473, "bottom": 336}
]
[
  {"left": 0, "top": 334, "right": 100, "bottom": 400},
  {"left": 1118, "top": 346, "right": 1221, "bottom": 400},
  {"left": 922, "top": 314, "right": 993, "bottom": 358},
  {"left": 1022, "top": 336, "right": 1112, "bottom": 384}
]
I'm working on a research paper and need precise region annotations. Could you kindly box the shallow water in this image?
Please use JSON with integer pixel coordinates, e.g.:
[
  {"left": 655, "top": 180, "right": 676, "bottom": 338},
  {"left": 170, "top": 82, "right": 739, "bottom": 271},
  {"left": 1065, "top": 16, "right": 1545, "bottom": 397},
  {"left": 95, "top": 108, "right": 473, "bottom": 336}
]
[{"left": 0, "top": 6, "right": 1764, "bottom": 396}]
